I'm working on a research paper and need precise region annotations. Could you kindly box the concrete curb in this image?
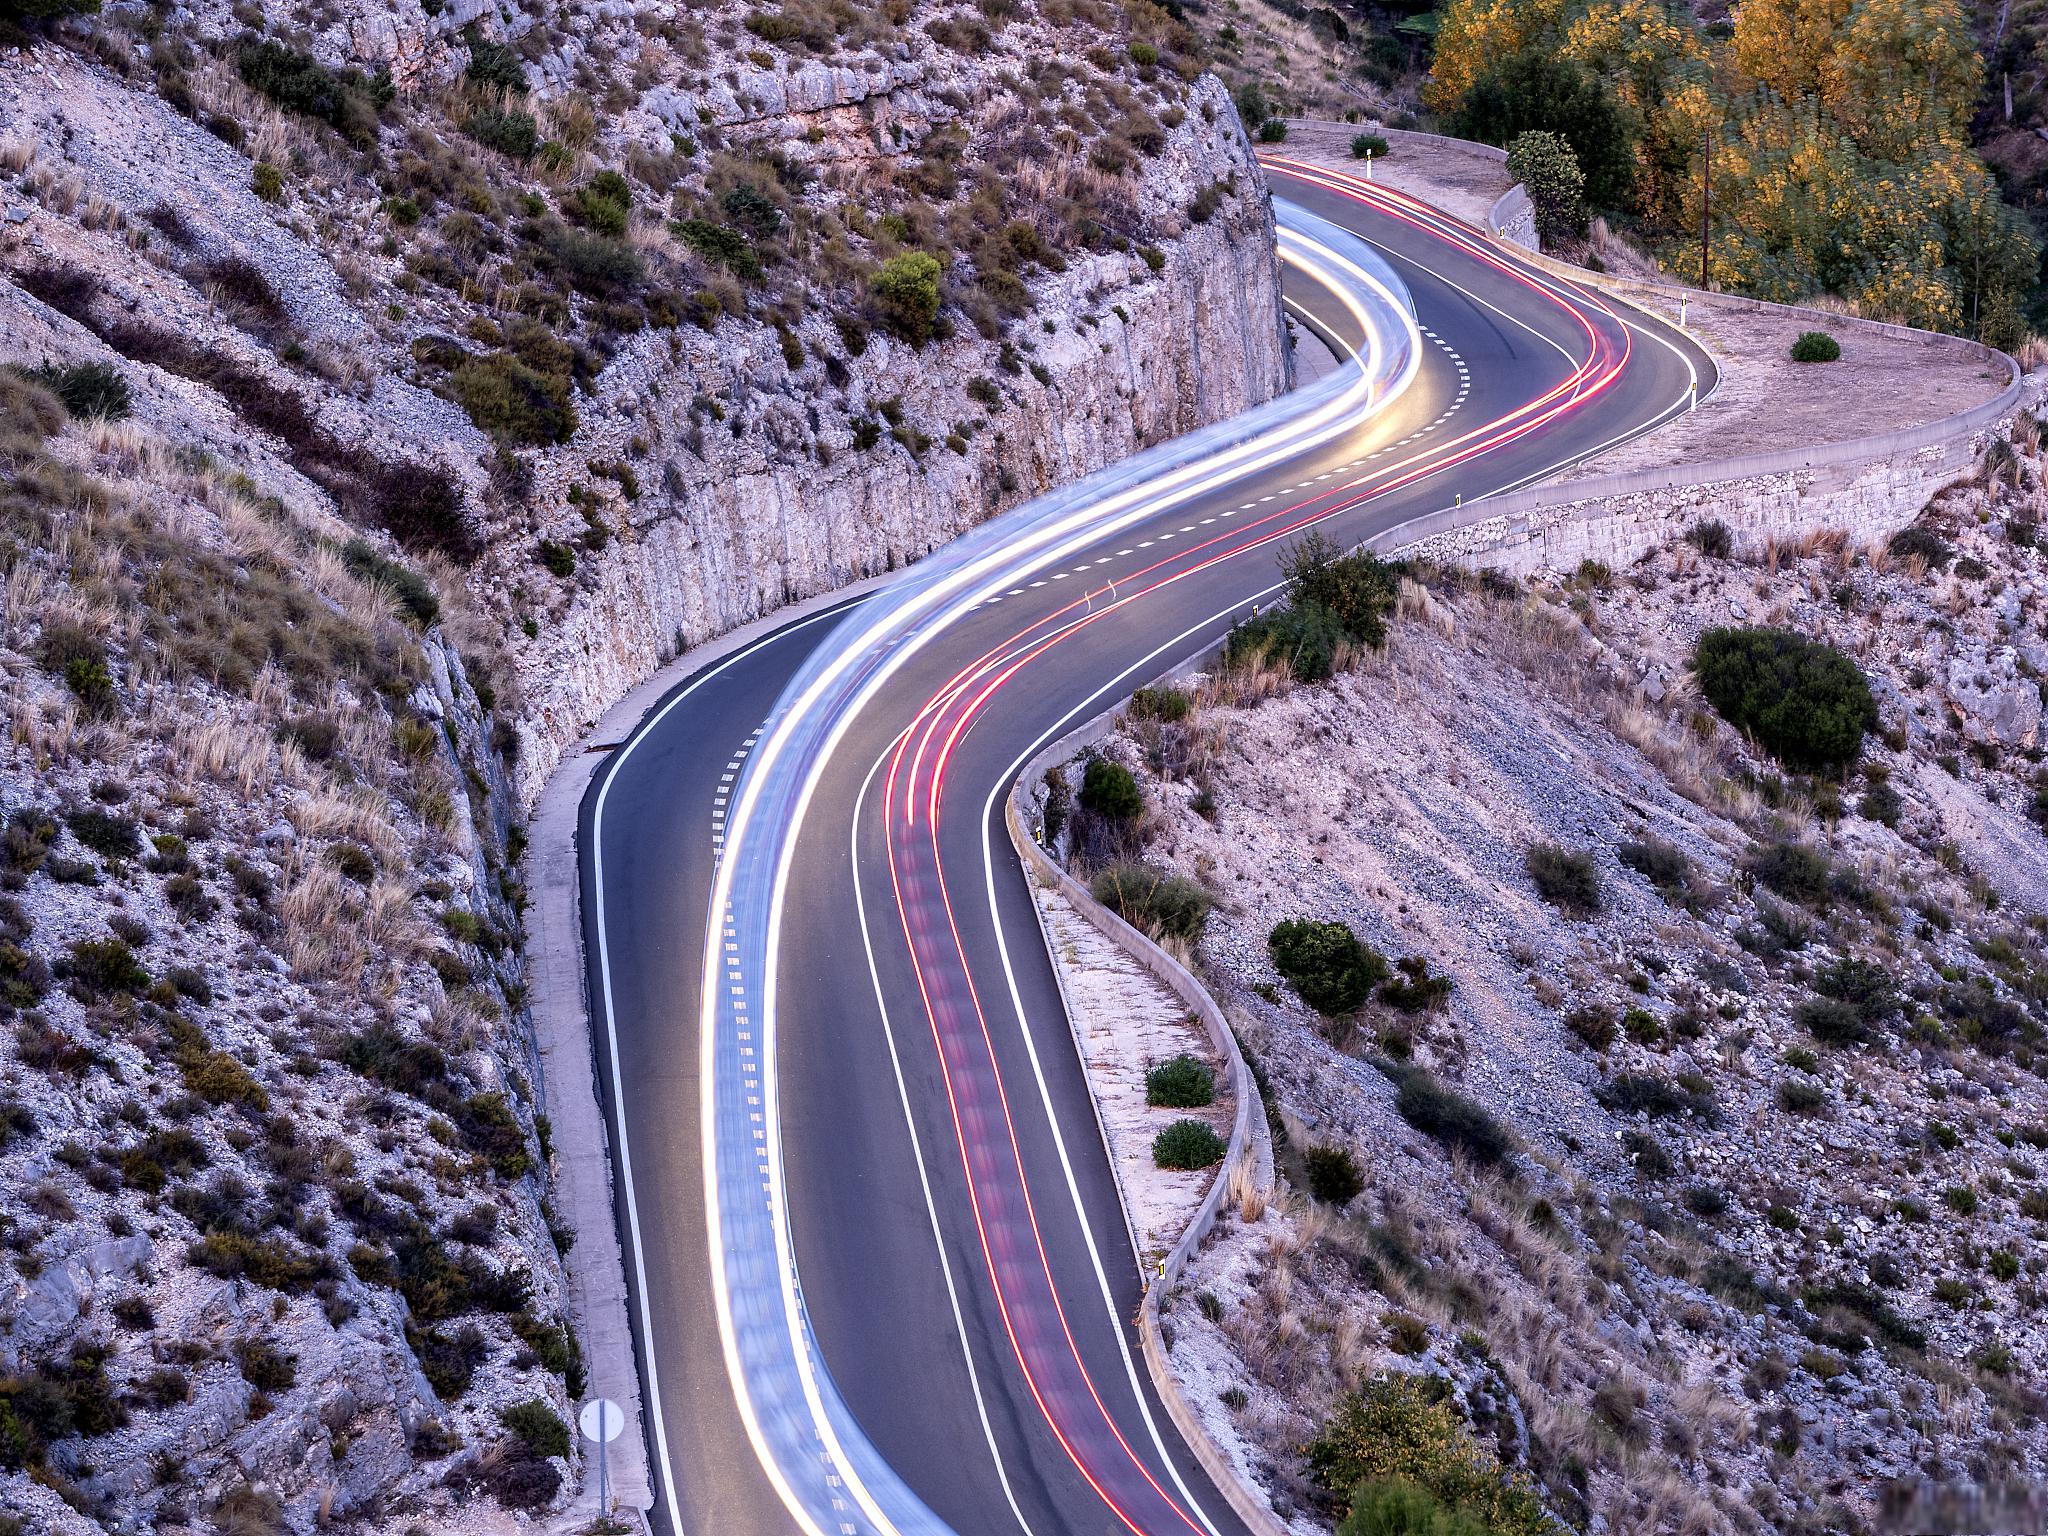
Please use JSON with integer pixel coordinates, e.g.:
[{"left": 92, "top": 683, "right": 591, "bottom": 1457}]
[
  {"left": 527, "top": 570, "right": 901, "bottom": 1534},
  {"left": 1003, "top": 691, "right": 1286, "bottom": 1536}
]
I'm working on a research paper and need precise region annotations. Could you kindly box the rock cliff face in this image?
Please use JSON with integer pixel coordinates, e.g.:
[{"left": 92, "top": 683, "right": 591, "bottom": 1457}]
[{"left": 515, "top": 74, "right": 1286, "bottom": 797}]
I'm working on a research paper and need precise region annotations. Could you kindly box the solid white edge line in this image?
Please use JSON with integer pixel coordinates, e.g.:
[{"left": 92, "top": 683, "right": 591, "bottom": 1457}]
[{"left": 589, "top": 600, "right": 860, "bottom": 1536}]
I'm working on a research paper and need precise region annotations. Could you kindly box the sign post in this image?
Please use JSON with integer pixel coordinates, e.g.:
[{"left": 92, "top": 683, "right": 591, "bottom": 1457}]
[{"left": 579, "top": 1397, "right": 623, "bottom": 1517}]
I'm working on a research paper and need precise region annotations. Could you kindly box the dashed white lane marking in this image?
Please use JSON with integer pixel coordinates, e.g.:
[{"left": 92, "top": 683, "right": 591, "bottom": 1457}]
[{"left": 709, "top": 726, "right": 766, "bottom": 858}]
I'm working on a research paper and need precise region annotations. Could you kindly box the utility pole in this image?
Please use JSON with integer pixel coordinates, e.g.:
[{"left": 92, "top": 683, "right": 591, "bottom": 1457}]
[{"left": 1700, "top": 128, "right": 1711, "bottom": 293}]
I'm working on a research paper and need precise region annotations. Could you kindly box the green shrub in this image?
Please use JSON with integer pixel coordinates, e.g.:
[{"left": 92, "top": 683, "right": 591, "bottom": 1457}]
[
  {"left": 1813, "top": 955, "right": 1898, "bottom": 1025},
  {"left": 450, "top": 353, "right": 576, "bottom": 444},
  {"left": 1351, "top": 133, "right": 1390, "bottom": 160},
  {"left": 251, "top": 162, "right": 284, "bottom": 203},
  {"left": 1223, "top": 602, "right": 1349, "bottom": 683},
  {"left": 340, "top": 540, "right": 439, "bottom": 625},
  {"left": 674, "top": 218, "right": 761, "bottom": 279},
  {"left": 1887, "top": 525, "right": 1953, "bottom": 570},
  {"left": 1392, "top": 1067, "right": 1512, "bottom": 1165},
  {"left": 871, "top": 252, "right": 943, "bottom": 345},
  {"left": 1379, "top": 955, "right": 1453, "bottom": 1013},
  {"left": 1596, "top": 1072, "right": 1715, "bottom": 1122},
  {"left": 1859, "top": 779, "right": 1903, "bottom": 826},
  {"left": 1282, "top": 532, "right": 1399, "bottom": 648},
  {"left": 187, "top": 1230, "right": 330, "bottom": 1293},
  {"left": 1616, "top": 837, "right": 1689, "bottom": 898},
  {"left": 465, "top": 31, "right": 527, "bottom": 91},
  {"left": 1153, "top": 1117, "right": 1225, "bottom": 1169},
  {"left": 410, "top": 1322, "right": 486, "bottom": 1399},
  {"left": 1269, "top": 918, "right": 1388, "bottom": 1015},
  {"left": 56, "top": 937, "right": 148, "bottom": 998},
  {"left": 1092, "top": 862, "right": 1211, "bottom": 939},
  {"left": 1687, "top": 518, "right": 1733, "bottom": 558},
  {"left": 1790, "top": 331, "right": 1841, "bottom": 363},
  {"left": 1684, "top": 1182, "right": 1728, "bottom": 1216},
  {"left": 1795, "top": 997, "right": 1866, "bottom": 1046},
  {"left": 1145, "top": 1054, "right": 1214, "bottom": 1108},
  {"left": 1078, "top": 757, "right": 1142, "bottom": 821},
  {"left": 1305, "top": 1143, "right": 1364, "bottom": 1205},
  {"left": 1525, "top": 843, "right": 1600, "bottom": 914},
  {"left": 1, "top": 0, "right": 103, "bottom": 21},
  {"left": 1129, "top": 40, "right": 1159, "bottom": 65},
  {"left": 535, "top": 221, "right": 643, "bottom": 295},
  {"left": 1128, "top": 686, "right": 1191, "bottom": 722},
  {"left": 235, "top": 37, "right": 384, "bottom": 147},
  {"left": 535, "top": 539, "right": 576, "bottom": 578},
  {"left": 567, "top": 169, "right": 632, "bottom": 237},
  {"left": 457, "top": 1091, "right": 532, "bottom": 1179},
  {"left": 500, "top": 1399, "right": 569, "bottom": 1459},
  {"left": 1747, "top": 840, "right": 1834, "bottom": 909},
  {"left": 65, "top": 808, "right": 137, "bottom": 860},
  {"left": 236, "top": 1338, "right": 297, "bottom": 1392},
  {"left": 1693, "top": 626, "right": 1876, "bottom": 773},
  {"left": 31, "top": 361, "right": 129, "bottom": 421},
  {"left": 1307, "top": 1374, "right": 1557, "bottom": 1536},
  {"left": 1777, "top": 1077, "right": 1827, "bottom": 1113},
  {"left": 466, "top": 106, "right": 539, "bottom": 159},
  {"left": 1257, "top": 119, "right": 1289, "bottom": 143},
  {"left": 1563, "top": 1007, "right": 1616, "bottom": 1050}
]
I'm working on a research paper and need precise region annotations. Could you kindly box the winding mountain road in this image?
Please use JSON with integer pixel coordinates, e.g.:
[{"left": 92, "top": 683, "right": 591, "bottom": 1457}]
[{"left": 579, "top": 161, "right": 1715, "bottom": 1536}]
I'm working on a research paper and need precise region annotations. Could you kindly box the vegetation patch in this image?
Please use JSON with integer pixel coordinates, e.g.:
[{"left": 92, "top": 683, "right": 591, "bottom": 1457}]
[{"left": 1693, "top": 627, "right": 1876, "bottom": 774}]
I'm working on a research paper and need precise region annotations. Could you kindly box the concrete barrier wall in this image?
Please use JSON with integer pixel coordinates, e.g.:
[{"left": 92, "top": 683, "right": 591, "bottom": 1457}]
[{"left": 1005, "top": 718, "right": 1285, "bottom": 1536}]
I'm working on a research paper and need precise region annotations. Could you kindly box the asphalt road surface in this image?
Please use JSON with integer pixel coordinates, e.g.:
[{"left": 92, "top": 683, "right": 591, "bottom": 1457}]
[{"left": 580, "top": 161, "right": 1716, "bottom": 1536}]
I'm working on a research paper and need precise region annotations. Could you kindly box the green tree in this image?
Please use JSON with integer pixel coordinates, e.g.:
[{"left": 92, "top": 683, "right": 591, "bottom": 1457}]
[
  {"left": 1454, "top": 49, "right": 1636, "bottom": 210},
  {"left": 1506, "top": 131, "right": 1587, "bottom": 245},
  {"left": 871, "top": 252, "right": 943, "bottom": 345}
]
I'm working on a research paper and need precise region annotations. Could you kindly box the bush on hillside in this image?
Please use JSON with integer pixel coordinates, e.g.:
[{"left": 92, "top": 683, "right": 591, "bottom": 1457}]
[
  {"left": 1887, "top": 525, "right": 1953, "bottom": 570},
  {"left": 1283, "top": 532, "right": 1399, "bottom": 646},
  {"left": 1307, "top": 1373, "right": 1556, "bottom": 1536},
  {"left": 1092, "top": 863, "right": 1211, "bottom": 940},
  {"left": 1693, "top": 626, "right": 1876, "bottom": 773},
  {"left": 450, "top": 353, "right": 576, "bottom": 444},
  {"left": 1687, "top": 518, "right": 1733, "bottom": 558},
  {"left": 1269, "top": 918, "right": 1388, "bottom": 1016},
  {"left": 1223, "top": 601, "right": 1349, "bottom": 683},
  {"left": 1351, "top": 133, "right": 1390, "bottom": 160},
  {"left": 871, "top": 252, "right": 943, "bottom": 345},
  {"left": 466, "top": 105, "right": 539, "bottom": 160},
  {"left": 1078, "top": 757, "right": 1142, "bottom": 821},
  {"left": 1391, "top": 1066, "right": 1512, "bottom": 1164},
  {"left": 31, "top": 361, "right": 129, "bottom": 421},
  {"left": 1525, "top": 842, "right": 1600, "bottom": 914},
  {"left": 235, "top": 37, "right": 384, "bottom": 147},
  {"left": 1305, "top": 1143, "right": 1365, "bottom": 1206}
]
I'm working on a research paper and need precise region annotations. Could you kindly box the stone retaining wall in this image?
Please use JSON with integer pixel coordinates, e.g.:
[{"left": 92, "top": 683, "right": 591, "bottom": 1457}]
[{"left": 1379, "top": 405, "right": 2027, "bottom": 576}]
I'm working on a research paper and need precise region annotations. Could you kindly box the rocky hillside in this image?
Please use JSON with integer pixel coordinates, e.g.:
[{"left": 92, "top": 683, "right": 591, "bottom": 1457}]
[
  {"left": 2, "top": 0, "right": 1288, "bottom": 805},
  {"left": 0, "top": 369, "right": 569, "bottom": 1535},
  {"left": 0, "top": 0, "right": 1294, "bottom": 1530},
  {"left": 1064, "top": 423, "right": 2048, "bottom": 1533}
]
